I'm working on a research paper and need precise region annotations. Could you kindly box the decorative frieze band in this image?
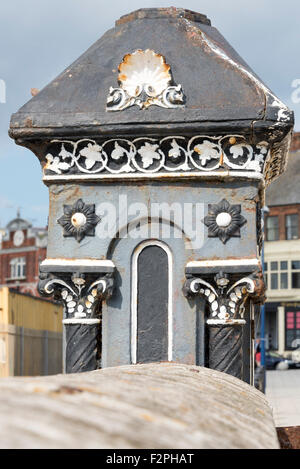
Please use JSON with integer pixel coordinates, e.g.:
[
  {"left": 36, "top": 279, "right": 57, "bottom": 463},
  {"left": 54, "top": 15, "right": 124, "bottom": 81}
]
[{"left": 43, "top": 135, "right": 274, "bottom": 181}]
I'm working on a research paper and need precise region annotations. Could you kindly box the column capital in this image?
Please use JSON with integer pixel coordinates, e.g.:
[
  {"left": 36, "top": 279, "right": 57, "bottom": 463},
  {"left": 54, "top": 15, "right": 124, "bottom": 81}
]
[
  {"left": 38, "top": 259, "right": 115, "bottom": 322},
  {"left": 183, "top": 266, "right": 265, "bottom": 324}
]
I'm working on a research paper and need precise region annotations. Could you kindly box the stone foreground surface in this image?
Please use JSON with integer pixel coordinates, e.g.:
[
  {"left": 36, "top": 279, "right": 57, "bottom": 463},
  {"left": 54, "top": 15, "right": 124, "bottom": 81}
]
[
  {"left": 0, "top": 363, "right": 279, "bottom": 449},
  {"left": 266, "top": 370, "right": 300, "bottom": 427}
]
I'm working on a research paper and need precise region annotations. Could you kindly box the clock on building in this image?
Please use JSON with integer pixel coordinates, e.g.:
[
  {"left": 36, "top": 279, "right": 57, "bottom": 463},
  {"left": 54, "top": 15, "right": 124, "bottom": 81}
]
[{"left": 13, "top": 230, "right": 25, "bottom": 247}]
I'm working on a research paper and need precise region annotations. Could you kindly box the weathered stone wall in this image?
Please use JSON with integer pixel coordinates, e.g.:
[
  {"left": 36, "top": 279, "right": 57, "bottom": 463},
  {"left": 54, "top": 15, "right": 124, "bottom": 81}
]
[{"left": 0, "top": 363, "right": 279, "bottom": 449}]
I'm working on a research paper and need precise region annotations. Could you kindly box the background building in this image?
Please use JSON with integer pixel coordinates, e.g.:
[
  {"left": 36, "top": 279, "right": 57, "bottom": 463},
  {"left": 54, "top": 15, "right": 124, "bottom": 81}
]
[
  {"left": 0, "top": 212, "right": 47, "bottom": 296},
  {"left": 264, "top": 132, "right": 300, "bottom": 358},
  {"left": 0, "top": 287, "right": 62, "bottom": 377},
  {"left": 0, "top": 214, "right": 63, "bottom": 376}
]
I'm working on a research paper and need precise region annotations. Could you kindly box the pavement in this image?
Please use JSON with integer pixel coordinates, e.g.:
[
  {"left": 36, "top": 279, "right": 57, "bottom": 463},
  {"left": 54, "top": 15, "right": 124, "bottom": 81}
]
[{"left": 266, "top": 369, "right": 300, "bottom": 427}]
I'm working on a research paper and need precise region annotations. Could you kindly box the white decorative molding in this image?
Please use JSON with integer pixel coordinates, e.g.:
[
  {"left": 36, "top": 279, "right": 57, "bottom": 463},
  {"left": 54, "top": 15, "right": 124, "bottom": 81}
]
[
  {"left": 186, "top": 259, "right": 259, "bottom": 268},
  {"left": 106, "top": 49, "right": 185, "bottom": 111},
  {"left": 41, "top": 259, "right": 115, "bottom": 268},
  {"left": 206, "top": 319, "right": 246, "bottom": 325},
  {"left": 43, "top": 135, "right": 271, "bottom": 180},
  {"left": 63, "top": 318, "right": 100, "bottom": 325},
  {"left": 43, "top": 171, "right": 264, "bottom": 183}
]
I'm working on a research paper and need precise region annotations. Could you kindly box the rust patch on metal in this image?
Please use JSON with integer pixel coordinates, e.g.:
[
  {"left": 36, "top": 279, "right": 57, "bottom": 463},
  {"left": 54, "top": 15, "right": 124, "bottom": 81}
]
[
  {"left": 277, "top": 426, "right": 300, "bottom": 449},
  {"left": 250, "top": 268, "right": 266, "bottom": 304},
  {"left": 116, "top": 8, "right": 211, "bottom": 26},
  {"left": 24, "top": 117, "right": 33, "bottom": 128},
  {"left": 30, "top": 88, "right": 40, "bottom": 97},
  {"left": 244, "top": 205, "right": 256, "bottom": 213}
]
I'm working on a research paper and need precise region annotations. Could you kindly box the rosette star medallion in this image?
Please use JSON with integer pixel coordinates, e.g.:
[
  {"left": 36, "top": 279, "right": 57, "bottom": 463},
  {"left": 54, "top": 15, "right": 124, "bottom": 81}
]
[
  {"left": 203, "top": 199, "right": 247, "bottom": 244},
  {"left": 106, "top": 49, "right": 185, "bottom": 111},
  {"left": 57, "top": 199, "right": 101, "bottom": 243}
]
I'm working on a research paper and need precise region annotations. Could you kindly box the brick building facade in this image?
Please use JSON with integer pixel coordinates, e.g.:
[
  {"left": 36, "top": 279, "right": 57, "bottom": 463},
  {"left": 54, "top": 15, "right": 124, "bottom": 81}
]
[
  {"left": 0, "top": 215, "right": 47, "bottom": 296},
  {"left": 264, "top": 132, "right": 300, "bottom": 357},
  {"left": 265, "top": 204, "right": 300, "bottom": 243}
]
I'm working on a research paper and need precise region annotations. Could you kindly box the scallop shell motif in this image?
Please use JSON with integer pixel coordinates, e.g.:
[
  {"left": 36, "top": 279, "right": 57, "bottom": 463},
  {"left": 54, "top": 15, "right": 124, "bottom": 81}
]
[
  {"left": 119, "top": 49, "right": 171, "bottom": 99},
  {"left": 107, "top": 49, "right": 184, "bottom": 111}
]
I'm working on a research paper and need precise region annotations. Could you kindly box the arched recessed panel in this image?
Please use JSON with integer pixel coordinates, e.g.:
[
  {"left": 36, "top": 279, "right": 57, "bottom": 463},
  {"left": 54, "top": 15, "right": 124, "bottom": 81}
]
[{"left": 131, "top": 241, "right": 172, "bottom": 364}]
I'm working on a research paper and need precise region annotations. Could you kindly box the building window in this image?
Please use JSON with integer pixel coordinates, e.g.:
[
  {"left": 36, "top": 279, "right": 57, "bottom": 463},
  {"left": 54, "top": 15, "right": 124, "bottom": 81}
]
[
  {"left": 286, "top": 214, "right": 298, "bottom": 240},
  {"left": 280, "top": 261, "right": 288, "bottom": 289},
  {"left": 292, "top": 260, "right": 300, "bottom": 289},
  {"left": 266, "top": 260, "right": 289, "bottom": 290},
  {"left": 10, "top": 257, "right": 26, "bottom": 279},
  {"left": 266, "top": 216, "right": 279, "bottom": 241},
  {"left": 286, "top": 310, "right": 300, "bottom": 349},
  {"left": 270, "top": 273, "right": 278, "bottom": 289},
  {"left": 280, "top": 272, "right": 288, "bottom": 289},
  {"left": 264, "top": 262, "right": 268, "bottom": 289},
  {"left": 270, "top": 261, "right": 279, "bottom": 290},
  {"left": 265, "top": 260, "right": 300, "bottom": 291}
]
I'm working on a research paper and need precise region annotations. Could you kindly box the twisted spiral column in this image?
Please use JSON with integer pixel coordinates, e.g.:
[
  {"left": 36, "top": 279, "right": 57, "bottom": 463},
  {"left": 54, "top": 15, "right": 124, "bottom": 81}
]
[
  {"left": 64, "top": 320, "right": 100, "bottom": 373},
  {"left": 208, "top": 324, "right": 243, "bottom": 379}
]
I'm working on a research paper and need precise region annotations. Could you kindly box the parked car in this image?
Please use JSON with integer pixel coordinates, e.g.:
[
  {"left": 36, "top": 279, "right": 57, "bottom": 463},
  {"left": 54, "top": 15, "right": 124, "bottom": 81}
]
[{"left": 266, "top": 351, "right": 300, "bottom": 370}]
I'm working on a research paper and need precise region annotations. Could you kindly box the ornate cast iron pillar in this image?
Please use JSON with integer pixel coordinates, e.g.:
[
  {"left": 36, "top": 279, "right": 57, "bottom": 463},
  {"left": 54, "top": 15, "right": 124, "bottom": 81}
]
[
  {"left": 184, "top": 265, "right": 265, "bottom": 379},
  {"left": 9, "top": 7, "right": 293, "bottom": 377},
  {"left": 38, "top": 260, "right": 114, "bottom": 373}
]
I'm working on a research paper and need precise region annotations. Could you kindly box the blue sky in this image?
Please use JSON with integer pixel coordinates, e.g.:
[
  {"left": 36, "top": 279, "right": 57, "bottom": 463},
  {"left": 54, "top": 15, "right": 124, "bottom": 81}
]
[{"left": 0, "top": 0, "right": 299, "bottom": 227}]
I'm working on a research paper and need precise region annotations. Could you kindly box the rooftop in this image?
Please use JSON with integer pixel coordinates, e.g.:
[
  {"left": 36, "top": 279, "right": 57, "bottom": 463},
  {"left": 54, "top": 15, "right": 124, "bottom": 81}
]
[
  {"left": 6, "top": 217, "right": 32, "bottom": 232},
  {"left": 9, "top": 7, "right": 293, "bottom": 143}
]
